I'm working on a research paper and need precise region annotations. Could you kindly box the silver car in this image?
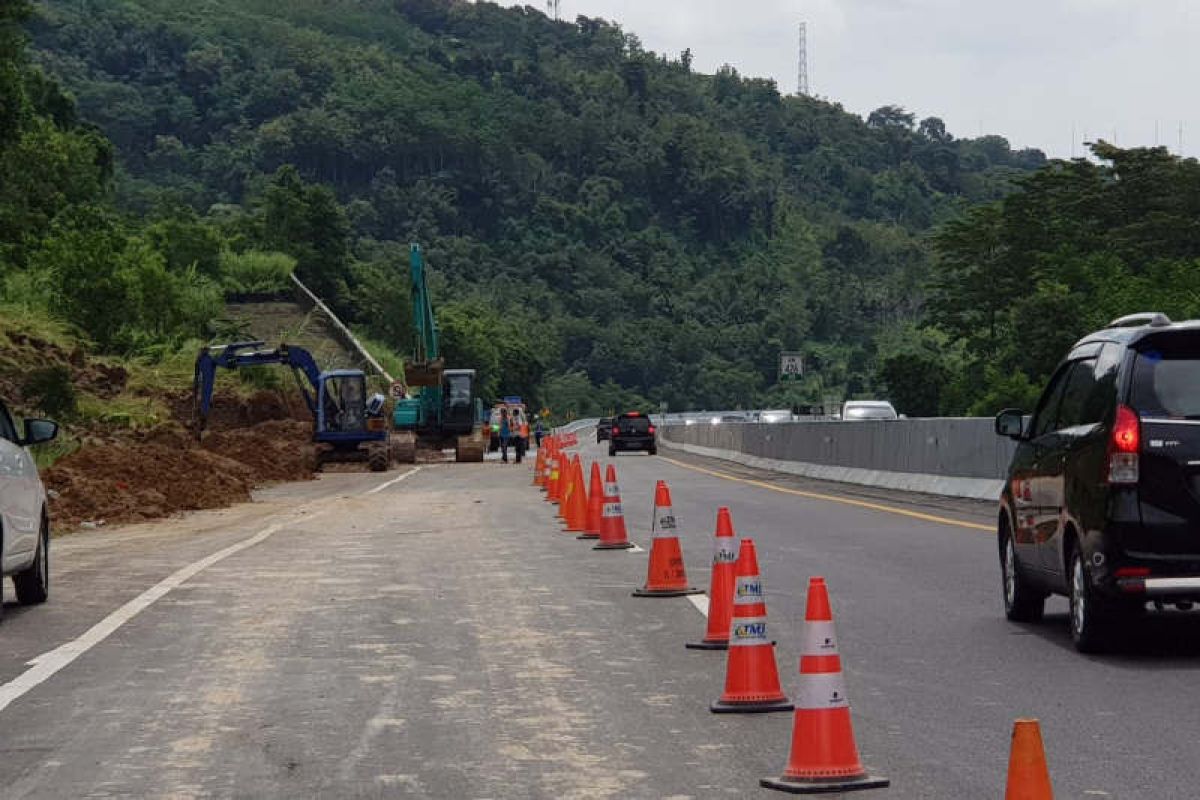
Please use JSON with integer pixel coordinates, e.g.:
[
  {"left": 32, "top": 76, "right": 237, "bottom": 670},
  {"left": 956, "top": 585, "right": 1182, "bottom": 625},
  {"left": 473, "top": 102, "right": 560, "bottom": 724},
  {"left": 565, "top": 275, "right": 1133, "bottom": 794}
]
[{"left": 0, "top": 400, "right": 58, "bottom": 621}]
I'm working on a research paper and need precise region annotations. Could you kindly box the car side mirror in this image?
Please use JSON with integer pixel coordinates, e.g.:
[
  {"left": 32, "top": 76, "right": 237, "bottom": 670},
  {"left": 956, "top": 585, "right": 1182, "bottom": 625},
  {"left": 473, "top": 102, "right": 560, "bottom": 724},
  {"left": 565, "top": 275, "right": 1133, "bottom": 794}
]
[
  {"left": 22, "top": 418, "right": 58, "bottom": 447},
  {"left": 995, "top": 409, "right": 1026, "bottom": 440}
]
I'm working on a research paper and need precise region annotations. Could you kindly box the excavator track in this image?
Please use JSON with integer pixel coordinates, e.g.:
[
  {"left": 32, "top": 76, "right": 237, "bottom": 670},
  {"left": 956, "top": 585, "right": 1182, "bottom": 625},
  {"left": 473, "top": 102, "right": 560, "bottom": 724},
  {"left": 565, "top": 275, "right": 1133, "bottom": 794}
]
[
  {"left": 390, "top": 432, "right": 417, "bottom": 464},
  {"left": 455, "top": 433, "right": 485, "bottom": 463}
]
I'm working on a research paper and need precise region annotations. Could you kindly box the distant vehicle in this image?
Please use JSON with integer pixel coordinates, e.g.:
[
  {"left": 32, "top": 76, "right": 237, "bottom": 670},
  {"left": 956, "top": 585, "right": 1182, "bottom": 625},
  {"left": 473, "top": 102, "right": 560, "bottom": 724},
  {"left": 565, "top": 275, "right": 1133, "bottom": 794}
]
[
  {"left": 760, "top": 409, "right": 794, "bottom": 424},
  {"left": 596, "top": 417, "right": 613, "bottom": 442},
  {"left": 609, "top": 411, "right": 657, "bottom": 456},
  {"left": 0, "top": 398, "right": 58, "bottom": 622},
  {"left": 841, "top": 400, "right": 898, "bottom": 421},
  {"left": 487, "top": 398, "right": 528, "bottom": 453},
  {"left": 711, "top": 413, "right": 747, "bottom": 425},
  {"left": 995, "top": 312, "right": 1200, "bottom": 652}
]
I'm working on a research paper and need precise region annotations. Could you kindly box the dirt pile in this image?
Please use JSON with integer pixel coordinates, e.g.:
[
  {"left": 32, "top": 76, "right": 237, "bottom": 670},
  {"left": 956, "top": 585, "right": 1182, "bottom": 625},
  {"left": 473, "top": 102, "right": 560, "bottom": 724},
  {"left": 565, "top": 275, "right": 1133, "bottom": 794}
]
[{"left": 44, "top": 418, "right": 317, "bottom": 529}]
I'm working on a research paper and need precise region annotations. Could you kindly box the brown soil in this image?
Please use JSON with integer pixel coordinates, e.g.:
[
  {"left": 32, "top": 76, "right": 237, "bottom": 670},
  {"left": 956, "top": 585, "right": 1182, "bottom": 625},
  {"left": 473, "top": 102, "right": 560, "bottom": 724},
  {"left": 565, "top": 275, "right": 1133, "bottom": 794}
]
[{"left": 44, "top": 392, "right": 318, "bottom": 530}]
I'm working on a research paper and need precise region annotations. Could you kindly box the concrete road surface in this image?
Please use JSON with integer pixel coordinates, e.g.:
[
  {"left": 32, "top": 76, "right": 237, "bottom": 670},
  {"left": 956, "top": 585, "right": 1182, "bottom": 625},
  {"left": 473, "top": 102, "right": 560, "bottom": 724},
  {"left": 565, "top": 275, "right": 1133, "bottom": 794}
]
[{"left": 3, "top": 442, "right": 1200, "bottom": 798}]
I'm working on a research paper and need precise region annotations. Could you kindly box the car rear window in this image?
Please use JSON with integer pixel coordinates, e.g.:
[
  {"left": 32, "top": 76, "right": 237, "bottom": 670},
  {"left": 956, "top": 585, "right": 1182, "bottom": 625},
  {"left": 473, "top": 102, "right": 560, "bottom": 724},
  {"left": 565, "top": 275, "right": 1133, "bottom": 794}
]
[
  {"left": 1131, "top": 335, "right": 1200, "bottom": 418},
  {"left": 616, "top": 416, "right": 650, "bottom": 433}
]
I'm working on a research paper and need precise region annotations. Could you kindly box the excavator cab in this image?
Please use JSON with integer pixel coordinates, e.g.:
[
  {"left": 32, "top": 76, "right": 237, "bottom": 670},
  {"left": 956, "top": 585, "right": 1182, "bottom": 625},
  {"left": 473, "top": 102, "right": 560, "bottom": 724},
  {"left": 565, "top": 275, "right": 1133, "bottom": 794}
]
[
  {"left": 442, "top": 369, "right": 477, "bottom": 436},
  {"left": 317, "top": 371, "right": 385, "bottom": 434}
]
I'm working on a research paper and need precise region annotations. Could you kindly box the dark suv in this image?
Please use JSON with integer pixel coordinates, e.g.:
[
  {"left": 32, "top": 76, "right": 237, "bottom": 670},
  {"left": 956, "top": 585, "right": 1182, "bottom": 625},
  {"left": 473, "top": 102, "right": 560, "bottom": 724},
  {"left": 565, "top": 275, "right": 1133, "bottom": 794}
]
[
  {"left": 596, "top": 417, "right": 612, "bottom": 442},
  {"left": 996, "top": 312, "right": 1200, "bottom": 651},
  {"left": 609, "top": 412, "right": 657, "bottom": 456}
]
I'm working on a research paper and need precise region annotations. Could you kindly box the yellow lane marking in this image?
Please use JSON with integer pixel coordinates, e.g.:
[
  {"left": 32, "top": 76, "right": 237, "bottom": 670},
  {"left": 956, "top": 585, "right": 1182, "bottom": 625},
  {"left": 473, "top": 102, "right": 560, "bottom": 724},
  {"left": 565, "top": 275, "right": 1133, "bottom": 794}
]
[{"left": 656, "top": 455, "right": 993, "bottom": 532}]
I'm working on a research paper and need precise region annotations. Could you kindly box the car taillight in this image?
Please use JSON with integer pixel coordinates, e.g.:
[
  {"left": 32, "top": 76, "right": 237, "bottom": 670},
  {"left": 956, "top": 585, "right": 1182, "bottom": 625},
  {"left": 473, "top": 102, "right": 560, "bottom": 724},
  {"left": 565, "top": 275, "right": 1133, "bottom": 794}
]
[
  {"left": 648, "top": 425, "right": 656, "bottom": 434},
  {"left": 612, "top": 427, "right": 620, "bottom": 435},
  {"left": 1115, "top": 565, "right": 1151, "bottom": 593},
  {"left": 1107, "top": 404, "right": 1140, "bottom": 485}
]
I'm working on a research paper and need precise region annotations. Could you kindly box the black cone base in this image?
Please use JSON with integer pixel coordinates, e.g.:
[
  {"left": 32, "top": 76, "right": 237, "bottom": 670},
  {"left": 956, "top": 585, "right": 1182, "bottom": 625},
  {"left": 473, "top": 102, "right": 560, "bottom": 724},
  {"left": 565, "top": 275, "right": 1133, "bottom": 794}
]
[
  {"left": 759, "top": 774, "right": 890, "bottom": 794},
  {"left": 576, "top": 533, "right": 600, "bottom": 540},
  {"left": 632, "top": 586, "right": 704, "bottom": 598},
  {"left": 710, "top": 697, "right": 794, "bottom": 714},
  {"left": 685, "top": 639, "right": 729, "bottom": 651},
  {"left": 594, "top": 542, "right": 635, "bottom": 551}
]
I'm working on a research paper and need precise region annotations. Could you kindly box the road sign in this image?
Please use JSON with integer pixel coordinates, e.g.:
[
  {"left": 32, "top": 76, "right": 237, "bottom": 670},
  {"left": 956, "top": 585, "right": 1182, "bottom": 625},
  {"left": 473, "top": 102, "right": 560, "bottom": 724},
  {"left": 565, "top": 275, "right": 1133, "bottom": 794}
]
[
  {"left": 390, "top": 380, "right": 407, "bottom": 400},
  {"left": 779, "top": 352, "right": 803, "bottom": 382}
]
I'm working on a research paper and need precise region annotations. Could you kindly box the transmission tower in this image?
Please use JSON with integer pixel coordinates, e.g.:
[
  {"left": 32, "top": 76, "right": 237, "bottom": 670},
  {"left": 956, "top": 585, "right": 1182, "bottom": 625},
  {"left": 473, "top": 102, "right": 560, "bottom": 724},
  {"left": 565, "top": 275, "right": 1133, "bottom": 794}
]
[
  {"left": 797, "top": 22, "right": 810, "bottom": 96},
  {"left": 546, "top": 0, "right": 560, "bottom": 20}
]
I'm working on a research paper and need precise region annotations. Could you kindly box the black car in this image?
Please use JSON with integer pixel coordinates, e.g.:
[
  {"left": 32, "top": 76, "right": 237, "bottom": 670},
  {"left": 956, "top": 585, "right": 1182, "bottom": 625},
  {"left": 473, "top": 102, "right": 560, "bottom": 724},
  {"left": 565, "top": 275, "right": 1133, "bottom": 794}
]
[
  {"left": 609, "top": 412, "right": 657, "bottom": 456},
  {"left": 996, "top": 312, "right": 1200, "bottom": 651},
  {"left": 596, "top": 417, "right": 613, "bottom": 442}
]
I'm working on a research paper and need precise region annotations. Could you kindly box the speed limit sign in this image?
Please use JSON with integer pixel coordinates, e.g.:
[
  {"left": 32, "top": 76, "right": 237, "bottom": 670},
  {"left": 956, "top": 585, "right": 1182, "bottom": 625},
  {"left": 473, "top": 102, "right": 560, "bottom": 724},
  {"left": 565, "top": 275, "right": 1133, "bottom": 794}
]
[{"left": 390, "top": 381, "right": 408, "bottom": 400}]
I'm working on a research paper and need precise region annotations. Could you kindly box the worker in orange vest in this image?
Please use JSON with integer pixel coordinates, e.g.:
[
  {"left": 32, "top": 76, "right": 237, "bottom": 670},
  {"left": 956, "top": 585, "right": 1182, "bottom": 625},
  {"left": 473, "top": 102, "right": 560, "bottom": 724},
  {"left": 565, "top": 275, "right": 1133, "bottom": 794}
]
[{"left": 512, "top": 408, "right": 530, "bottom": 464}]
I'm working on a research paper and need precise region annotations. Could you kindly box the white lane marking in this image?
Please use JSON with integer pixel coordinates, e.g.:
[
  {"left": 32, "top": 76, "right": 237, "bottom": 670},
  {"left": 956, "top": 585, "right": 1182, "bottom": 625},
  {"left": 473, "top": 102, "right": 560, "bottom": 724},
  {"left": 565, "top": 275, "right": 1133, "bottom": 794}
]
[
  {"left": 0, "top": 469, "right": 418, "bottom": 715},
  {"left": 364, "top": 467, "right": 421, "bottom": 495},
  {"left": 687, "top": 593, "right": 710, "bottom": 617},
  {"left": 628, "top": 543, "right": 645, "bottom": 553}
]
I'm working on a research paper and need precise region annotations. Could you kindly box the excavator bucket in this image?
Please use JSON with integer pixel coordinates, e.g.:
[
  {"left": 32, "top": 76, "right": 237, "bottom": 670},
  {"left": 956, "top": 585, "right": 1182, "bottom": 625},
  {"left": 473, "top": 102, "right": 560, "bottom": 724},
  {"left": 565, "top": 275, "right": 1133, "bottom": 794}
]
[{"left": 404, "top": 358, "right": 444, "bottom": 388}]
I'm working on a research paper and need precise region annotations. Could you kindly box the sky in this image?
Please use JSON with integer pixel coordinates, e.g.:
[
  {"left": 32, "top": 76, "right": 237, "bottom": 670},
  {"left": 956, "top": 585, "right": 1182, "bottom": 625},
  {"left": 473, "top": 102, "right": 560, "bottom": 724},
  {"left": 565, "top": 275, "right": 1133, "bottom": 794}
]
[{"left": 504, "top": 1, "right": 1200, "bottom": 159}]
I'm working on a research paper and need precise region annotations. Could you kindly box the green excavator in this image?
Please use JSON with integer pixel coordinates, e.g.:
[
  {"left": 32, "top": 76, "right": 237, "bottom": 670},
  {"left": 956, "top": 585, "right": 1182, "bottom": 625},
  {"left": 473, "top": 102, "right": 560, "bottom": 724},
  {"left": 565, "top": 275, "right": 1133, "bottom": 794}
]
[{"left": 391, "top": 244, "right": 485, "bottom": 462}]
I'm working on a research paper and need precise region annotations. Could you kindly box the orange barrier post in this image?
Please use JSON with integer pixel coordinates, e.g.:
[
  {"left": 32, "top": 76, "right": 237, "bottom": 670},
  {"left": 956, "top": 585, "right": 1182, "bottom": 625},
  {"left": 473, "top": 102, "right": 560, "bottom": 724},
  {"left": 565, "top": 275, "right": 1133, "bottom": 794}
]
[
  {"left": 1004, "top": 719, "right": 1053, "bottom": 800},
  {"left": 760, "top": 576, "right": 888, "bottom": 793},
  {"left": 579, "top": 461, "right": 603, "bottom": 540},
  {"left": 632, "top": 481, "right": 701, "bottom": 597},
  {"left": 686, "top": 507, "right": 740, "bottom": 650},
  {"left": 594, "top": 464, "right": 634, "bottom": 550},
  {"left": 711, "top": 538, "right": 792, "bottom": 713}
]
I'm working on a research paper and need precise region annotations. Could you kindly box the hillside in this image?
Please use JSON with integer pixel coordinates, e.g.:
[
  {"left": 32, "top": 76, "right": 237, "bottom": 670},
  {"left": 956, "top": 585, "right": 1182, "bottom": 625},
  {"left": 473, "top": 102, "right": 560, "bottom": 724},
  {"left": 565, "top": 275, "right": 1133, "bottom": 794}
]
[{"left": 25, "top": 0, "right": 1047, "bottom": 414}]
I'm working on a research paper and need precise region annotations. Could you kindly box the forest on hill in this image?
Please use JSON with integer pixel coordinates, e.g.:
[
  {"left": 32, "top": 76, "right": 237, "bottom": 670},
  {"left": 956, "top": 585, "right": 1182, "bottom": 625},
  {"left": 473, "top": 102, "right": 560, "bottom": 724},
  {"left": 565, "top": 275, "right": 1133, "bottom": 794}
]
[
  {"left": 16, "top": 0, "right": 1197, "bottom": 420},
  {"left": 11, "top": 0, "right": 1056, "bottom": 416}
]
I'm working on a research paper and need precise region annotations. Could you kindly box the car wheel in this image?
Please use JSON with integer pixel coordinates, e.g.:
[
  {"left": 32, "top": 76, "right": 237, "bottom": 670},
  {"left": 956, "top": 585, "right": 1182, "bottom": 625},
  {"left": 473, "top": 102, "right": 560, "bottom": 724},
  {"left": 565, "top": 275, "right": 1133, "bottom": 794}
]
[
  {"left": 1000, "top": 526, "right": 1044, "bottom": 622},
  {"left": 1069, "top": 547, "right": 1109, "bottom": 653},
  {"left": 14, "top": 518, "right": 49, "bottom": 605},
  {"left": 648, "top": 446, "right": 658, "bottom": 456},
  {"left": 609, "top": 445, "right": 616, "bottom": 457}
]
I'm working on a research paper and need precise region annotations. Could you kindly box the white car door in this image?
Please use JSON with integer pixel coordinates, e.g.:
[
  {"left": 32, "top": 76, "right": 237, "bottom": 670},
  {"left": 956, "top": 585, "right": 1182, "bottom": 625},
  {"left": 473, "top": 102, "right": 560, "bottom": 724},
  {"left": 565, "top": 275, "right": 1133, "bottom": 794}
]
[{"left": 0, "top": 405, "right": 38, "bottom": 571}]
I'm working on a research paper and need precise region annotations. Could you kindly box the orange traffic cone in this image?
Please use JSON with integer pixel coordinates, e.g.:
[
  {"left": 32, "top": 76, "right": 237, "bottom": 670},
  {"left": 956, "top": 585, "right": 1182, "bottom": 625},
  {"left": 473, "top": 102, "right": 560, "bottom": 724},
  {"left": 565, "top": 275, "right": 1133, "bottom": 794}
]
[
  {"left": 594, "top": 464, "right": 634, "bottom": 550},
  {"left": 547, "top": 452, "right": 563, "bottom": 503},
  {"left": 533, "top": 446, "right": 545, "bottom": 486},
  {"left": 686, "top": 507, "right": 740, "bottom": 650},
  {"left": 558, "top": 455, "right": 579, "bottom": 520},
  {"left": 1005, "top": 719, "right": 1053, "bottom": 800},
  {"left": 565, "top": 458, "right": 589, "bottom": 532},
  {"left": 633, "top": 481, "right": 701, "bottom": 597},
  {"left": 760, "top": 576, "right": 888, "bottom": 793},
  {"left": 578, "top": 461, "right": 603, "bottom": 540},
  {"left": 711, "top": 539, "right": 792, "bottom": 713},
  {"left": 540, "top": 441, "right": 556, "bottom": 492}
]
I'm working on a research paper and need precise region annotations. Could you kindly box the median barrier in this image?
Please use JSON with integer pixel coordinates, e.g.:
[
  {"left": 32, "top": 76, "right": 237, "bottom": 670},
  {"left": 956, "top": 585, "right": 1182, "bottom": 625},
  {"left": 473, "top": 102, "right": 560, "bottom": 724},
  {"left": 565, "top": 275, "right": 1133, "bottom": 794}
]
[{"left": 659, "top": 419, "right": 1015, "bottom": 501}]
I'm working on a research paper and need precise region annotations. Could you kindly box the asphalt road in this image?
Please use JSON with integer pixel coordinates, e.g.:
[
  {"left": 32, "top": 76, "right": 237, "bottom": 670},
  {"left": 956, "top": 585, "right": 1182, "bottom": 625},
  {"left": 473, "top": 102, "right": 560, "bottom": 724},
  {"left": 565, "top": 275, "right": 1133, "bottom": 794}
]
[{"left": 2, "top": 439, "right": 1200, "bottom": 798}]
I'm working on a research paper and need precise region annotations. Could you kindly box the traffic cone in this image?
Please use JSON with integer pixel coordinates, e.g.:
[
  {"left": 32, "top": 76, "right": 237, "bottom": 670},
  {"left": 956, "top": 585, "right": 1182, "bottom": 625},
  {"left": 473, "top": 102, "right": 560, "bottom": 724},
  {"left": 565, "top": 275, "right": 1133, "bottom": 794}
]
[
  {"left": 578, "top": 461, "right": 603, "bottom": 540},
  {"left": 533, "top": 446, "right": 545, "bottom": 487},
  {"left": 547, "top": 452, "right": 563, "bottom": 503},
  {"left": 633, "top": 481, "right": 702, "bottom": 597},
  {"left": 565, "top": 458, "right": 589, "bottom": 533},
  {"left": 711, "top": 539, "right": 792, "bottom": 713},
  {"left": 594, "top": 464, "right": 634, "bottom": 550},
  {"left": 540, "top": 440, "right": 556, "bottom": 492},
  {"left": 686, "top": 507, "right": 740, "bottom": 650},
  {"left": 760, "top": 577, "right": 888, "bottom": 793},
  {"left": 558, "top": 455, "right": 579, "bottom": 520},
  {"left": 1005, "top": 719, "right": 1053, "bottom": 800}
]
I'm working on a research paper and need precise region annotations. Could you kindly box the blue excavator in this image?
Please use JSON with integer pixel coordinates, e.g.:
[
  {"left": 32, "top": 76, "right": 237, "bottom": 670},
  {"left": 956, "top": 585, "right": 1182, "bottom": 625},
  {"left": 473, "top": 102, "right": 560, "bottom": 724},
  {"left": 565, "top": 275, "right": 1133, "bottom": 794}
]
[
  {"left": 391, "top": 244, "right": 484, "bottom": 462},
  {"left": 193, "top": 341, "right": 393, "bottom": 471}
]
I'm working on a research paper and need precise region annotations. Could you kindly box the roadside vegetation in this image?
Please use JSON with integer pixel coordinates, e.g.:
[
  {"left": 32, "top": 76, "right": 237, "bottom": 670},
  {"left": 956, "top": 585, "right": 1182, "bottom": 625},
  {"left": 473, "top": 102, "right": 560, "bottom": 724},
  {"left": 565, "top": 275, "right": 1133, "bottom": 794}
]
[{"left": 11, "top": 0, "right": 1199, "bottom": 425}]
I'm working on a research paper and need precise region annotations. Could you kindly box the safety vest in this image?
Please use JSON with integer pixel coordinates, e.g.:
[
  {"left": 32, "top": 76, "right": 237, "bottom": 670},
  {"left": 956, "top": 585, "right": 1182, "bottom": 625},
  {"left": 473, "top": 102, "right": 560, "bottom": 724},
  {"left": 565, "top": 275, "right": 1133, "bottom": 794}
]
[{"left": 520, "top": 423, "right": 530, "bottom": 438}]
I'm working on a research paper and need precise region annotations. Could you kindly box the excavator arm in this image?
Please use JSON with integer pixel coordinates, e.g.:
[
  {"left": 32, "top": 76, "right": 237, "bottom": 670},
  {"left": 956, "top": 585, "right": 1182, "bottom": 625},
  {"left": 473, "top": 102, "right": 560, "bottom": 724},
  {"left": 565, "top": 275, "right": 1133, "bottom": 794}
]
[
  {"left": 192, "top": 341, "right": 322, "bottom": 434},
  {"left": 404, "top": 244, "right": 444, "bottom": 388}
]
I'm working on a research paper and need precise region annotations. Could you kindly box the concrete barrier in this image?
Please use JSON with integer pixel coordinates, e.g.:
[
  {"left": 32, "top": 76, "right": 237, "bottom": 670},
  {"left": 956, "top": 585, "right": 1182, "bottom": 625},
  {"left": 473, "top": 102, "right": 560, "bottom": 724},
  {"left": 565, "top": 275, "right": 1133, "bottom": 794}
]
[{"left": 660, "top": 419, "right": 1016, "bottom": 502}]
